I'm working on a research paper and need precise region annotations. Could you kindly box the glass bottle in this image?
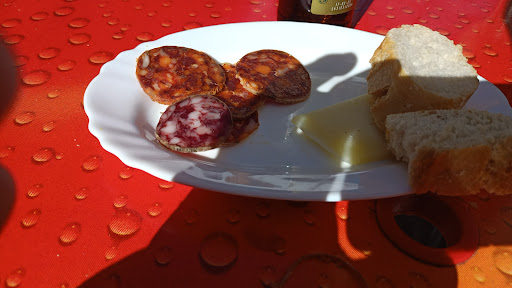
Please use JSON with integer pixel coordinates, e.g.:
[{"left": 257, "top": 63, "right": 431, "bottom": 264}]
[{"left": 277, "top": 0, "right": 357, "bottom": 27}]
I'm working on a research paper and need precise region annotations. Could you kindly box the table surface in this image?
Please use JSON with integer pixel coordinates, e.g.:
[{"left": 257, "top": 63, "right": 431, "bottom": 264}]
[{"left": 0, "top": 0, "right": 511, "bottom": 287}]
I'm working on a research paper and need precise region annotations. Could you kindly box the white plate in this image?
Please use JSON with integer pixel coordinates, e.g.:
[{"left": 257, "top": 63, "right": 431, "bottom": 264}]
[{"left": 84, "top": 21, "right": 512, "bottom": 202}]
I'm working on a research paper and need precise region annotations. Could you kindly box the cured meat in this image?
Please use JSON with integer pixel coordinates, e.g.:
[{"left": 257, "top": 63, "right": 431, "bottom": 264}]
[
  {"left": 235, "top": 49, "right": 311, "bottom": 104},
  {"left": 155, "top": 94, "right": 233, "bottom": 153},
  {"left": 214, "top": 63, "right": 265, "bottom": 119},
  {"left": 223, "top": 111, "right": 260, "bottom": 145},
  {"left": 136, "top": 46, "right": 226, "bottom": 105}
]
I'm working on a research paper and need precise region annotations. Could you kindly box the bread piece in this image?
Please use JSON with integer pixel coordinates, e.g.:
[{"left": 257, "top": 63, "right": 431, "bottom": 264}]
[
  {"left": 367, "top": 24, "right": 479, "bottom": 131},
  {"left": 385, "top": 109, "right": 512, "bottom": 196}
]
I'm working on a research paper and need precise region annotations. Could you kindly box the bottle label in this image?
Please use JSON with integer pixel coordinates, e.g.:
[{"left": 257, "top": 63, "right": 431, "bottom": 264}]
[{"left": 310, "top": 0, "right": 354, "bottom": 15}]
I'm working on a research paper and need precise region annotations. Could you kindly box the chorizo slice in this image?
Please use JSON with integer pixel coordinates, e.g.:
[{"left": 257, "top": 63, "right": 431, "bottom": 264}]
[
  {"left": 223, "top": 111, "right": 260, "bottom": 145},
  {"left": 155, "top": 94, "right": 232, "bottom": 153},
  {"left": 214, "top": 63, "right": 265, "bottom": 119},
  {"left": 136, "top": 46, "right": 226, "bottom": 105},
  {"left": 235, "top": 49, "right": 311, "bottom": 104}
]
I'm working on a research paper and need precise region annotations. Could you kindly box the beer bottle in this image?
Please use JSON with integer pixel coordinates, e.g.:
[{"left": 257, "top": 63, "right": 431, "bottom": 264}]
[{"left": 277, "top": 0, "right": 356, "bottom": 27}]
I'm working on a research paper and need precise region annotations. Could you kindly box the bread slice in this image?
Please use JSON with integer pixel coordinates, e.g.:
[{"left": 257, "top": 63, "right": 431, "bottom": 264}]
[
  {"left": 385, "top": 109, "right": 512, "bottom": 196},
  {"left": 367, "top": 24, "right": 479, "bottom": 131}
]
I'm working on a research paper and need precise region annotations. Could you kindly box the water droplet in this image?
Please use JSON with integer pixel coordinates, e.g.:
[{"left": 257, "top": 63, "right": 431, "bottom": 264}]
[
  {"left": 458, "top": 17, "right": 470, "bottom": 24},
  {"left": 183, "top": 22, "right": 202, "bottom": 30},
  {"left": 22, "top": 70, "right": 51, "bottom": 85},
  {"left": 15, "top": 55, "right": 28, "bottom": 66},
  {"left": 54, "top": 7, "right": 74, "bottom": 16},
  {"left": 303, "top": 209, "right": 315, "bottom": 225},
  {"left": 259, "top": 265, "right": 277, "bottom": 287},
  {"left": 148, "top": 203, "right": 162, "bottom": 217},
  {"left": 107, "top": 18, "right": 120, "bottom": 25},
  {"left": 408, "top": 272, "right": 431, "bottom": 288},
  {"left": 75, "top": 187, "right": 89, "bottom": 200},
  {"left": 418, "top": 17, "right": 428, "bottom": 23},
  {"left": 69, "top": 33, "right": 91, "bottom": 45},
  {"left": 255, "top": 201, "right": 270, "bottom": 217},
  {"left": 205, "top": 1, "right": 215, "bottom": 8},
  {"left": 436, "top": 28, "right": 449, "bottom": 36},
  {"left": 59, "top": 222, "right": 81, "bottom": 245},
  {"left": 105, "top": 246, "right": 118, "bottom": 260},
  {"left": 462, "top": 48, "right": 475, "bottom": 59},
  {"left": 21, "top": 209, "right": 41, "bottom": 228},
  {"left": 482, "top": 46, "right": 497, "bottom": 57},
  {"left": 376, "top": 275, "right": 395, "bottom": 288},
  {"left": 147, "top": 11, "right": 157, "bottom": 17},
  {"left": 154, "top": 246, "right": 171, "bottom": 265},
  {"left": 136, "top": 32, "right": 154, "bottom": 42},
  {"left": 112, "top": 32, "right": 124, "bottom": 39},
  {"left": 57, "top": 60, "right": 76, "bottom": 71},
  {"left": 252, "top": 7, "right": 262, "bottom": 13},
  {"left": 120, "top": 24, "right": 131, "bottom": 31},
  {"left": 401, "top": 7, "right": 413, "bottom": 14},
  {"left": 428, "top": 12, "right": 440, "bottom": 19},
  {"left": 337, "top": 205, "right": 348, "bottom": 220},
  {"left": 272, "top": 236, "right": 286, "bottom": 255},
  {"left": 55, "top": 152, "right": 64, "bottom": 160},
  {"left": 3, "top": 34, "right": 24, "bottom": 45},
  {"left": 470, "top": 266, "right": 486, "bottom": 283},
  {"left": 494, "top": 250, "right": 512, "bottom": 275},
  {"left": 385, "top": 13, "right": 395, "bottom": 19},
  {"left": 375, "top": 26, "right": 390, "bottom": 35},
  {"left": 134, "top": 4, "right": 143, "bottom": 10},
  {"left": 158, "top": 181, "right": 174, "bottom": 189},
  {"left": 32, "top": 147, "right": 55, "bottom": 163},
  {"left": 98, "top": 1, "right": 108, "bottom": 8},
  {"left": 2, "top": 18, "right": 21, "bottom": 28},
  {"left": 14, "top": 111, "right": 35, "bottom": 125},
  {"left": 484, "top": 18, "right": 494, "bottom": 23},
  {"left": 0, "top": 146, "right": 15, "bottom": 158},
  {"left": 82, "top": 155, "right": 101, "bottom": 171},
  {"left": 31, "top": 12, "right": 49, "bottom": 21},
  {"left": 184, "top": 208, "right": 199, "bottom": 224},
  {"left": 199, "top": 232, "right": 238, "bottom": 269},
  {"left": 89, "top": 51, "right": 114, "bottom": 64},
  {"left": 161, "top": 20, "right": 172, "bottom": 27},
  {"left": 454, "top": 23, "right": 463, "bottom": 29},
  {"left": 5, "top": 268, "right": 25, "bottom": 287},
  {"left": 27, "top": 184, "right": 43, "bottom": 198},
  {"left": 504, "top": 75, "right": 512, "bottom": 83},
  {"left": 226, "top": 208, "right": 240, "bottom": 224},
  {"left": 113, "top": 195, "right": 128, "bottom": 208},
  {"left": 48, "top": 89, "right": 61, "bottom": 98},
  {"left": 109, "top": 208, "right": 142, "bottom": 237},
  {"left": 39, "top": 47, "right": 60, "bottom": 59},
  {"left": 57, "top": 282, "right": 70, "bottom": 288},
  {"left": 68, "top": 18, "right": 90, "bottom": 28},
  {"left": 119, "top": 167, "right": 133, "bottom": 179},
  {"left": 162, "top": 1, "right": 172, "bottom": 7},
  {"left": 210, "top": 11, "right": 221, "bottom": 18}
]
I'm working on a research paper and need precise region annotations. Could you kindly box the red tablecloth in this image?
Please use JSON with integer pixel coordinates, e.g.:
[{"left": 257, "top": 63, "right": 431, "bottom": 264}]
[{"left": 0, "top": 0, "right": 511, "bottom": 287}]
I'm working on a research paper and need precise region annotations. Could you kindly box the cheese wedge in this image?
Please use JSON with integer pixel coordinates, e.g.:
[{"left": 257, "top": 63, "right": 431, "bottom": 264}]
[{"left": 292, "top": 93, "right": 392, "bottom": 166}]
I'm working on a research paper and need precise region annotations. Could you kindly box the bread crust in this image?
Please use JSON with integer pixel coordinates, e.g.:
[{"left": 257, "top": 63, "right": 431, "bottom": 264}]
[
  {"left": 367, "top": 25, "right": 478, "bottom": 131},
  {"left": 409, "top": 136, "right": 512, "bottom": 195}
]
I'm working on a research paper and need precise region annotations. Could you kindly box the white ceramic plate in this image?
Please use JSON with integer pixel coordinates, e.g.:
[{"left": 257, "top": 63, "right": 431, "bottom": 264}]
[{"left": 84, "top": 21, "right": 511, "bottom": 201}]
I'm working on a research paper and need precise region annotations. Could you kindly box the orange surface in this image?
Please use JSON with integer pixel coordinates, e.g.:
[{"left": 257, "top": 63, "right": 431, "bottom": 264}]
[{"left": 0, "top": 0, "right": 511, "bottom": 287}]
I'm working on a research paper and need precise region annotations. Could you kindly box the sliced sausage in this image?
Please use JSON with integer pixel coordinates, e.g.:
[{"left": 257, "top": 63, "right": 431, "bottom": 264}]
[
  {"left": 136, "top": 46, "right": 225, "bottom": 105},
  {"left": 214, "top": 63, "right": 265, "bottom": 119},
  {"left": 235, "top": 49, "right": 311, "bottom": 104},
  {"left": 223, "top": 111, "right": 260, "bottom": 145},
  {"left": 155, "top": 94, "right": 232, "bottom": 153}
]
